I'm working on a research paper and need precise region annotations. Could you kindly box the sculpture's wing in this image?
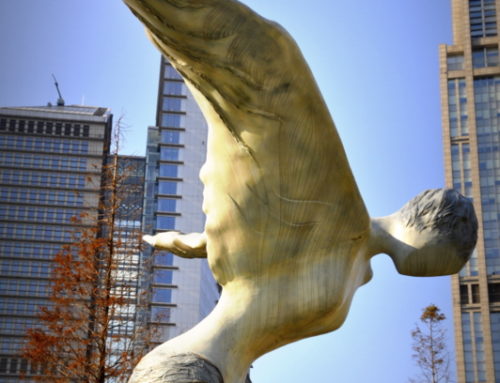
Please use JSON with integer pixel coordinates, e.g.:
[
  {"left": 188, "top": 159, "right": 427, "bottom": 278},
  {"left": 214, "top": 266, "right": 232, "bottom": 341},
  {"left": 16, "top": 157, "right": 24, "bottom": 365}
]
[{"left": 124, "top": 0, "right": 370, "bottom": 246}]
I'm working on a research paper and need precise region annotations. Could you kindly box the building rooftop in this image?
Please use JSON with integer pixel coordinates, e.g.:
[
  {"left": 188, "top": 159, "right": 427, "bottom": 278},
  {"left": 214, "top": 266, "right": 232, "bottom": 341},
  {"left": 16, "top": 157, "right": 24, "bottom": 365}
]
[{"left": 0, "top": 104, "right": 112, "bottom": 122}]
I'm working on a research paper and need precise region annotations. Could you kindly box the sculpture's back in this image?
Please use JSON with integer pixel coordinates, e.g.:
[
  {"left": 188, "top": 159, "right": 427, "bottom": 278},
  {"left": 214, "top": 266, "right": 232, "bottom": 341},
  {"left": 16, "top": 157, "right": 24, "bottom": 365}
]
[{"left": 125, "top": 0, "right": 370, "bottom": 280}]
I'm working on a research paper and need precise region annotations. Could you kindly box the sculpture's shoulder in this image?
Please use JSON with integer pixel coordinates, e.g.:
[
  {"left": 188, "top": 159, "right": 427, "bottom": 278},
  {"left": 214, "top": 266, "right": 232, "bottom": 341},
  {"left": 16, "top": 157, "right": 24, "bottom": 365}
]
[{"left": 129, "top": 353, "right": 224, "bottom": 383}]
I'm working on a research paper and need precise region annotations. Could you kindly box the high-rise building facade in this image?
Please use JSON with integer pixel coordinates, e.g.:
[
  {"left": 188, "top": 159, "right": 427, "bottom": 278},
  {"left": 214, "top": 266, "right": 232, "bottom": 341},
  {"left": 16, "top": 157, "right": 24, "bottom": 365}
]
[
  {"left": 109, "top": 155, "right": 146, "bottom": 373},
  {"left": 139, "top": 57, "right": 219, "bottom": 345},
  {"left": 0, "top": 104, "right": 112, "bottom": 381},
  {"left": 440, "top": 0, "right": 500, "bottom": 381}
]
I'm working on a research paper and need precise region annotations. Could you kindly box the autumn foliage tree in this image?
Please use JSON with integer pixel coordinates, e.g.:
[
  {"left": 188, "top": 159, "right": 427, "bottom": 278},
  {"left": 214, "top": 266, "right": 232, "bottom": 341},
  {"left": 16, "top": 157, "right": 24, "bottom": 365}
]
[
  {"left": 23, "top": 123, "right": 150, "bottom": 382},
  {"left": 410, "top": 304, "right": 452, "bottom": 383}
]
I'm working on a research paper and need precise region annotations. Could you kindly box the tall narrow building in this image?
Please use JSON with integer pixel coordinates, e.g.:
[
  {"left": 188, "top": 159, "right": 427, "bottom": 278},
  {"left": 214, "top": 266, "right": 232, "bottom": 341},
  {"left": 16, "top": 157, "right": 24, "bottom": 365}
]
[
  {"left": 440, "top": 0, "right": 500, "bottom": 381},
  {"left": 0, "top": 104, "right": 112, "bottom": 381},
  {"left": 140, "top": 57, "right": 219, "bottom": 345}
]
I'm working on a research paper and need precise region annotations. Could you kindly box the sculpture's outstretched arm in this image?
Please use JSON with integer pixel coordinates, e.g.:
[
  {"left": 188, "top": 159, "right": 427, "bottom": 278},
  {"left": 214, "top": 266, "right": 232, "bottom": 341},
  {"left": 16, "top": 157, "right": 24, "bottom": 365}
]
[{"left": 144, "top": 232, "right": 207, "bottom": 258}]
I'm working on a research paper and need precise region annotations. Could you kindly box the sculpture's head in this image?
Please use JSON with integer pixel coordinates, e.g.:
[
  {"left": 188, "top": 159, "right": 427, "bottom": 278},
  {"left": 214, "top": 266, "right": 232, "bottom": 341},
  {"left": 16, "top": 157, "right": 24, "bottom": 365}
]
[{"left": 372, "top": 189, "right": 478, "bottom": 276}]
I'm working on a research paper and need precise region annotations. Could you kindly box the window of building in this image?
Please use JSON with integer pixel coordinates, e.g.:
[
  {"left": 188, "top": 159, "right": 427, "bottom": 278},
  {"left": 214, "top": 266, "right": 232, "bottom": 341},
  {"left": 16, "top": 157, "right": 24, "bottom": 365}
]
[
  {"left": 473, "top": 46, "right": 499, "bottom": 68},
  {"left": 448, "top": 78, "right": 468, "bottom": 138},
  {"left": 164, "top": 81, "right": 186, "bottom": 96},
  {"left": 461, "top": 284, "right": 469, "bottom": 304},
  {"left": 158, "top": 181, "right": 179, "bottom": 195},
  {"left": 158, "top": 198, "right": 178, "bottom": 212},
  {"left": 164, "top": 64, "right": 183, "bottom": 80},
  {"left": 162, "top": 97, "right": 185, "bottom": 112},
  {"left": 471, "top": 284, "right": 480, "bottom": 303},
  {"left": 153, "top": 269, "right": 174, "bottom": 285},
  {"left": 161, "top": 130, "right": 182, "bottom": 144},
  {"left": 161, "top": 113, "right": 185, "bottom": 128},
  {"left": 160, "top": 147, "right": 181, "bottom": 161},
  {"left": 154, "top": 251, "right": 174, "bottom": 266},
  {"left": 448, "top": 54, "right": 465, "bottom": 70},
  {"left": 489, "top": 283, "right": 500, "bottom": 302},
  {"left": 8, "top": 120, "right": 16, "bottom": 132},
  {"left": 151, "top": 307, "right": 172, "bottom": 323},
  {"left": 152, "top": 287, "right": 174, "bottom": 303},
  {"left": 156, "top": 215, "right": 176, "bottom": 230},
  {"left": 159, "top": 164, "right": 179, "bottom": 178}
]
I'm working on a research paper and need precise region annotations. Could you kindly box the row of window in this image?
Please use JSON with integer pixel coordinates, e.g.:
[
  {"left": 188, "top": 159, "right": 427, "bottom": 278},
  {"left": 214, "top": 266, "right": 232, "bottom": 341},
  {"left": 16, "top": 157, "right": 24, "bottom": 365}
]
[
  {"left": 0, "top": 317, "right": 39, "bottom": 336},
  {"left": 0, "top": 151, "right": 88, "bottom": 172},
  {"left": 0, "top": 259, "right": 52, "bottom": 279},
  {"left": 0, "top": 187, "right": 86, "bottom": 207},
  {"left": 2, "top": 169, "right": 87, "bottom": 189},
  {"left": 0, "top": 205, "right": 81, "bottom": 225},
  {"left": 460, "top": 283, "right": 481, "bottom": 304},
  {"left": 0, "top": 223, "right": 76, "bottom": 242},
  {"left": 0, "top": 241, "right": 62, "bottom": 260},
  {"left": 0, "top": 118, "right": 90, "bottom": 138},
  {"left": 0, "top": 135, "right": 91, "bottom": 155},
  {"left": 469, "top": 0, "right": 497, "bottom": 38},
  {"left": 107, "top": 319, "right": 136, "bottom": 337},
  {"left": 0, "top": 298, "right": 50, "bottom": 316},
  {"left": 447, "top": 47, "right": 499, "bottom": 71},
  {"left": 0, "top": 356, "right": 42, "bottom": 378},
  {"left": 110, "top": 284, "right": 138, "bottom": 300},
  {"left": 0, "top": 340, "right": 25, "bottom": 355},
  {"left": 0, "top": 279, "right": 49, "bottom": 297}
]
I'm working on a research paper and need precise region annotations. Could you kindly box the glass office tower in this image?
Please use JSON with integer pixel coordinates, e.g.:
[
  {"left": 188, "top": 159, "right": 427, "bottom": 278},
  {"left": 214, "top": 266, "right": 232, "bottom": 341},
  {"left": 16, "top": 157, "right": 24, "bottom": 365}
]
[
  {"left": 140, "top": 58, "right": 219, "bottom": 345},
  {"left": 0, "top": 104, "right": 112, "bottom": 381},
  {"left": 440, "top": 0, "right": 500, "bottom": 381},
  {"left": 109, "top": 155, "right": 145, "bottom": 374}
]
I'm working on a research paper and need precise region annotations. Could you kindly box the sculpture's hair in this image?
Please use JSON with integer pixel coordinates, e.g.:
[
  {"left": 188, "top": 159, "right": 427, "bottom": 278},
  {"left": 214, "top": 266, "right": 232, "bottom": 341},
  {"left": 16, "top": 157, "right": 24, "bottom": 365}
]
[{"left": 400, "top": 189, "right": 478, "bottom": 259}]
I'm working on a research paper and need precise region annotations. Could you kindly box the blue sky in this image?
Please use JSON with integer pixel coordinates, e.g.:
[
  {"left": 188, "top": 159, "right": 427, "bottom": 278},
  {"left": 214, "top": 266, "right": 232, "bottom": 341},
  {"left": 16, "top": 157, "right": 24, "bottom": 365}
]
[{"left": 0, "top": 1, "right": 456, "bottom": 381}]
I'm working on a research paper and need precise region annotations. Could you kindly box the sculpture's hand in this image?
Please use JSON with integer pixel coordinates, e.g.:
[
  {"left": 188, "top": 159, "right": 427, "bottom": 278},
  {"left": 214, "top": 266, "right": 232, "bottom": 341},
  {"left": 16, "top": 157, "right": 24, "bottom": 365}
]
[{"left": 143, "top": 232, "right": 207, "bottom": 258}]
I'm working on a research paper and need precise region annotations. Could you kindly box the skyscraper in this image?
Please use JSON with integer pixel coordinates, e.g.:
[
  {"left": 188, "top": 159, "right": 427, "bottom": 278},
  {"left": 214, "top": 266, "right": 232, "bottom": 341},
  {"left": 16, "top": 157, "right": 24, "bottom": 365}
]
[
  {"left": 0, "top": 104, "right": 112, "bottom": 381},
  {"left": 140, "top": 57, "right": 219, "bottom": 345},
  {"left": 440, "top": 0, "right": 500, "bottom": 381}
]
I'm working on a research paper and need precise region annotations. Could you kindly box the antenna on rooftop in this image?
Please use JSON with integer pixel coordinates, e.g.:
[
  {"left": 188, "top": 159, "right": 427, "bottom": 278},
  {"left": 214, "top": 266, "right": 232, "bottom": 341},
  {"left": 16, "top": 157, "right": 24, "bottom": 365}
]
[{"left": 52, "top": 74, "right": 65, "bottom": 106}]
